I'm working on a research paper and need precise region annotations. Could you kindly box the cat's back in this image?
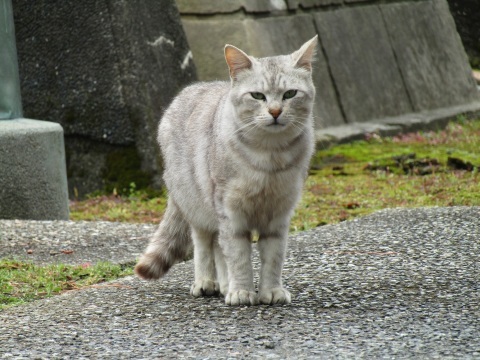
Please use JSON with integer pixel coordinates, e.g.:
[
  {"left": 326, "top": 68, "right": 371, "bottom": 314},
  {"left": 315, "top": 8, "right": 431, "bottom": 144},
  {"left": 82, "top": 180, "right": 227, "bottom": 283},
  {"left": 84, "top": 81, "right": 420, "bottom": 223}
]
[{"left": 159, "top": 81, "right": 230, "bottom": 140}]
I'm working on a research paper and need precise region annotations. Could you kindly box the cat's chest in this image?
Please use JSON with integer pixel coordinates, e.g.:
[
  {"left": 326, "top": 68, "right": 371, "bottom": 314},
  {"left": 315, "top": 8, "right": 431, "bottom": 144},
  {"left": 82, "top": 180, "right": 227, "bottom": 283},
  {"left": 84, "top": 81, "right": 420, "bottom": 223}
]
[{"left": 223, "top": 169, "right": 302, "bottom": 223}]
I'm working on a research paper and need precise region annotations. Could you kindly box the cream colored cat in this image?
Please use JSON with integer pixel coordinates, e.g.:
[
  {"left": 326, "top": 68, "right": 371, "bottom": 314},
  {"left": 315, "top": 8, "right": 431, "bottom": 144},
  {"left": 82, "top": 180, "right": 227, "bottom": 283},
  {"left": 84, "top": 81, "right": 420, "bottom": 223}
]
[{"left": 135, "top": 36, "right": 318, "bottom": 306}]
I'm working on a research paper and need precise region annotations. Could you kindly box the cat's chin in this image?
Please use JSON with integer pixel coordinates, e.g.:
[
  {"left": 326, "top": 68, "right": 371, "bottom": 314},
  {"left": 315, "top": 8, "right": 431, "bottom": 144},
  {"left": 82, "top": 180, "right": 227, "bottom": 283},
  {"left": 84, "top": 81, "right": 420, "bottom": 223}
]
[{"left": 263, "top": 122, "right": 288, "bottom": 133}]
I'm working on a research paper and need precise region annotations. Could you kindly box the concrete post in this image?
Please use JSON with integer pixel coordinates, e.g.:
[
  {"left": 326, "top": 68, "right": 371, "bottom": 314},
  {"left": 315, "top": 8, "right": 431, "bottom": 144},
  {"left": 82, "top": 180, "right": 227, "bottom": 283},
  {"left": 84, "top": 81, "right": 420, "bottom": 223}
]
[
  {"left": 0, "top": 0, "right": 22, "bottom": 119},
  {"left": 0, "top": 0, "right": 69, "bottom": 220}
]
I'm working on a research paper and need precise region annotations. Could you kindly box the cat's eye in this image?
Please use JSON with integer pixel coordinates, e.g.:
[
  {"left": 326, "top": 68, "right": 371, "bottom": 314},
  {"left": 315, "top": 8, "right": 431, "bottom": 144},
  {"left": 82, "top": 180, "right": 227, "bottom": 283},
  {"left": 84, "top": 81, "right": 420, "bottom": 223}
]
[
  {"left": 283, "top": 90, "right": 297, "bottom": 100},
  {"left": 251, "top": 92, "right": 266, "bottom": 101}
]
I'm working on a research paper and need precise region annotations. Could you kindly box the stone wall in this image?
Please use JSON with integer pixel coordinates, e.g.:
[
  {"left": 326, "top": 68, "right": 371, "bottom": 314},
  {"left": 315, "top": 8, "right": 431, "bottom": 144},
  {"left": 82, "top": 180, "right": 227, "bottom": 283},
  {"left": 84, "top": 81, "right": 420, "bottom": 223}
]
[
  {"left": 178, "top": 0, "right": 479, "bottom": 128},
  {"left": 11, "top": 0, "right": 479, "bottom": 197},
  {"left": 447, "top": 0, "right": 480, "bottom": 68},
  {"left": 13, "top": 0, "right": 196, "bottom": 197}
]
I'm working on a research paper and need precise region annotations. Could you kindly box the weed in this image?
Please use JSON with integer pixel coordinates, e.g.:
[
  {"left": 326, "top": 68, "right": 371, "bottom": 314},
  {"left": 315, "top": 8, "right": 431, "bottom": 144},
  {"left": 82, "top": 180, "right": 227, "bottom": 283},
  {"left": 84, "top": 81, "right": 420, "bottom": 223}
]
[
  {"left": 0, "top": 259, "right": 133, "bottom": 309},
  {"left": 70, "top": 119, "right": 480, "bottom": 230}
]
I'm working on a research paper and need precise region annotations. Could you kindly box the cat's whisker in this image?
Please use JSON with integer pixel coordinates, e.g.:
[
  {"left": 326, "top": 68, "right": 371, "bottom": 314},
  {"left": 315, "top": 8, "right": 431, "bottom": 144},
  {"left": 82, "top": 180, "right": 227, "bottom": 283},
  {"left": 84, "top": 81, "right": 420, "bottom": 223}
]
[{"left": 231, "top": 121, "right": 255, "bottom": 137}]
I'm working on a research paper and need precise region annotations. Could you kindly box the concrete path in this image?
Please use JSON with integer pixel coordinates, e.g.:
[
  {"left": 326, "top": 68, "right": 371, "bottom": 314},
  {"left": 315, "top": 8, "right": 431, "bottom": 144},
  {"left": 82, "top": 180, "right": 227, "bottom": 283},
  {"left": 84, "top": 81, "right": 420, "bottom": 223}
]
[{"left": 1, "top": 207, "right": 479, "bottom": 359}]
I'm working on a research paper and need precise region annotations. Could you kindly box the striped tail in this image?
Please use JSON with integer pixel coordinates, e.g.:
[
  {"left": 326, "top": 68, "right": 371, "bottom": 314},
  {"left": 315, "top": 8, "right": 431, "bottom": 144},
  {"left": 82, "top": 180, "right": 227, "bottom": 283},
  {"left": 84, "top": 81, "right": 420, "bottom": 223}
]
[{"left": 135, "top": 199, "right": 191, "bottom": 279}]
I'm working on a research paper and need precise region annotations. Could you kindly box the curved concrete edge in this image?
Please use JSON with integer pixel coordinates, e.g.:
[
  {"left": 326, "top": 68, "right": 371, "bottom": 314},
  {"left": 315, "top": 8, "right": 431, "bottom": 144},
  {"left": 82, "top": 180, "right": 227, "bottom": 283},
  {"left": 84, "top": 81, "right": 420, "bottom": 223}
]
[
  {"left": 315, "top": 100, "right": 480, "bottom": 149},
  {"left": 0, "top": 118, "right": 69, "bottom": 220},
  {"left": 0, "top": 118, "right": 63, "bottom": 133}
]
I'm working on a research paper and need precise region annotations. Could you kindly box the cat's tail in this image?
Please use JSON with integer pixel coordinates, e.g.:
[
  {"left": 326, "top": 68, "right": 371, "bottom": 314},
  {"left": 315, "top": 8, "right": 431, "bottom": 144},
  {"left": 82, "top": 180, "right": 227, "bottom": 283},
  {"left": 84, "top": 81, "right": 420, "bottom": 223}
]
[{"left": 135, "top": 199, "right": 191, "bottom": 280}]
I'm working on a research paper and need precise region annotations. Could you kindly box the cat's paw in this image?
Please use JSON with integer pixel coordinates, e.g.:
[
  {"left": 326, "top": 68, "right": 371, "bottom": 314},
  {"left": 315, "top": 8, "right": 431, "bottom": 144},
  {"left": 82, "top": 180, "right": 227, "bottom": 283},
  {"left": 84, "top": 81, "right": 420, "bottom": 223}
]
[
  {"left": 259, "top": 287, "right": 291, "bottom": 305},
  {"left": 190, "top": 280, "right": 219, "bottom": 297},
  {"left": 225, "top": 290, "right": 259, "bottom": 306}
]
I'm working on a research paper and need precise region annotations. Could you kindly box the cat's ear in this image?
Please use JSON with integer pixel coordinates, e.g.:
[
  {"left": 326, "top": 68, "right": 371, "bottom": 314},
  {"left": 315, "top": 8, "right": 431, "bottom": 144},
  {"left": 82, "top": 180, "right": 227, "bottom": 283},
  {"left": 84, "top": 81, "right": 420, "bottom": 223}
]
[
  {"left": 224, "top": 45, "right": 253, "bottom": 80},
  {"left": 292, "top": 35, "right": 318, "bottom": 71}
]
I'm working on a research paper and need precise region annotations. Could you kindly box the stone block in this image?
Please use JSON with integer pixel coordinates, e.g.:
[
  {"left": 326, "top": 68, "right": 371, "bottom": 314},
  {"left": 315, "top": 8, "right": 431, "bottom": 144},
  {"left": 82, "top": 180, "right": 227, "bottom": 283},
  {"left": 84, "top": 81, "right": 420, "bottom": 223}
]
[
  {"left": 314, "top": 5, "right": 413, "bottom": 124},
  {"left": 344, "top": 0, "right": 372, "bottom": 3},
  {"left": 287, "top": 0, "right": 343, "bottom": 10},
  {"left": 183, "top": 19, "right": 249, "bottom": 81},
  {"left": 0, "top": 119, "right": 69, "bottom": 220},
  {"left": 316, "top": 100, "right": 480, "bottom": 150},
  {"left": 176, "top": 0, "right": 287, "bottom": 14},
  {"left": 381, "top": 0, "right": 479, "bottom": 112},
  {"left": 447, "top": 0, "right": 480, "bottom": 67},
  {"left": 182, "top": 14, "right": 344, "bottom": 128},
  {"left": 177, "top": 0, "right": 242, "bottom": 14},
  {"left": 13, "top": 0, "right": 196, "bottom": 196},
  {"left": 180, "top": 0, "right": 478, "bottom": 137},
  {"left": 247, "top": 15, "right": 344, "bottom": 127},
  {"left": 315, "top": 122, "right": 402, "bottom": 148}
]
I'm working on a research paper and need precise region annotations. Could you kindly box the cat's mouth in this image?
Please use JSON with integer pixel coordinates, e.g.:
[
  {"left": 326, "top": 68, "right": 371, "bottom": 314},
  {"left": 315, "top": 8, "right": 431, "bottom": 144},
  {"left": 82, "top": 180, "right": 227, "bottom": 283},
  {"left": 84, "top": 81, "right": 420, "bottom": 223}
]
[
  {"left": 264, "top": 121, "right": 288, "bottom": 133},
  {"left": 267, "top": 118, "right": 286, "bottom": 127}
]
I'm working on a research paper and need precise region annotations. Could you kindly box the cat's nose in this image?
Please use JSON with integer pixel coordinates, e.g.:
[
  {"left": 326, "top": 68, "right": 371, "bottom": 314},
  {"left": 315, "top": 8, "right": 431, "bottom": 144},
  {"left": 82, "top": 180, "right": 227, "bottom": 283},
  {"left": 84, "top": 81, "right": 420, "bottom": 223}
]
[{"left": 269, "top": 108, "right": 282, "bottom": 120}]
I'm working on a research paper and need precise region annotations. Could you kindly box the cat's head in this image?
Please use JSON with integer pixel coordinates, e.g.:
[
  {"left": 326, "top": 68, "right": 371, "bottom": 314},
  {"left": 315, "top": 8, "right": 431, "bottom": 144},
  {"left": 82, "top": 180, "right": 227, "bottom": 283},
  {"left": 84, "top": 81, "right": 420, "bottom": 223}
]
[{"left": 224, "top": 36, "right": 317, "bottom": 138}]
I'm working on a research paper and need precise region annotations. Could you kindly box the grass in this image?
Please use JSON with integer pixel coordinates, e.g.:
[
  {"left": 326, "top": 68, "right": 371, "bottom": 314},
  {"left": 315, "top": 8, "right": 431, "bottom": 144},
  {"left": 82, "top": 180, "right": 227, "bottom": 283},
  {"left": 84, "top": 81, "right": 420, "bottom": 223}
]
[
  {"left": 0, "top": 259, "right": 133, "bottom": 310},
  {"left": 70, "top": 117, "right": 480, "bottom": 230},
  {"left": 70, "top": 190, "right": 167, "bottom": 224},
  {"left": 295, "top": 117, "right": 480, "bottom": 230},
  {"left": 3, "top": 117, "right": 479, "bottom": 309}
]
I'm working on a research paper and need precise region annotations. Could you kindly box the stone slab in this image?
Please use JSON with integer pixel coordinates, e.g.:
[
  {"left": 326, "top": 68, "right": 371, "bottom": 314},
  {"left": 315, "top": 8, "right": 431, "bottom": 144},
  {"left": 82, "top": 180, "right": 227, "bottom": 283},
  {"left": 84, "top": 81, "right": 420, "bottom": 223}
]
[
  {"left": 381, "top": 0, "right": 479, "bottom": 112},
  {"left": 182, "top": 19, "right": 249, "bottom": 82},
  {"left": 315, "top": 100, "right": 480, "bottom": 148},
  {"left": 315, "top": 122, "right": 402, "bottom": 149},
  {"left": 182, "top": 14, "right": 345, "bottom": 128},
  {"left": 0, "top": 119, "right": 69, "bottom": 220},
  {"left": 287, "top": 0, "right": 343, "bottom": 9},
  {"left": 314, "top": 5, "right": 413, "bottom": 124},
  {"left": 245, "top": 14, "right": 345, "bottom": 127},
  {"left": 177, "top": 0, "right": 288, "bottom": 14}
]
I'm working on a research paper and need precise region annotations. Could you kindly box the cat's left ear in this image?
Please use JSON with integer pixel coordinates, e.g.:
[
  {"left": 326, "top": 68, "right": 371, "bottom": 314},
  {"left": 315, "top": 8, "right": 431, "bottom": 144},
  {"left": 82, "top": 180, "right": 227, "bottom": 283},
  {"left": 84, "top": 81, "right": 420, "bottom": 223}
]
[
  {"left": 225, "top": 45, "right": 253, "bottom": 80},
  {"left": 292, "top": 35, "right": 318, "bottom": 71}
]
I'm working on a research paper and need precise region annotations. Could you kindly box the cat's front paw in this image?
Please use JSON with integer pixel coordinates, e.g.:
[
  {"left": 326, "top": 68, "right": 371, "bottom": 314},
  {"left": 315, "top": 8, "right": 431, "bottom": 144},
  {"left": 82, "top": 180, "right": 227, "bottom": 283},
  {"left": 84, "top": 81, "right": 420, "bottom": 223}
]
[
  {"left": 225, "top": 290, "right": 259, "bottom": 306},
  {"left": 259, "top": 287, "right": 291, "bottom": 305},
  {"left": 190, "top": 280, "right": 219, "bottom": 297}
]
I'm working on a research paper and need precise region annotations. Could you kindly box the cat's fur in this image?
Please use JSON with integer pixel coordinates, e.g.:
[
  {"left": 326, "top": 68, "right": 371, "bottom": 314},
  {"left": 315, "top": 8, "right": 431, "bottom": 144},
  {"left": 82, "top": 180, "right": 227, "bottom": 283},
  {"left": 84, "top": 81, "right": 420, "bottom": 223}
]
[{"left": 135, "top": 36, "right": 318, "bottom": 306}]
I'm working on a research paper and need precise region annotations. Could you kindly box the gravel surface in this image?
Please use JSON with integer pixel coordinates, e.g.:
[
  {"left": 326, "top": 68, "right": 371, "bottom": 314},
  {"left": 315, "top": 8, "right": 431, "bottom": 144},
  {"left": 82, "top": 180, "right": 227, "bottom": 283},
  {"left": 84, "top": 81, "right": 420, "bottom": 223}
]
[
  {"left": 0, "top": 220, "right": 156, "bottom": 265},
  {"left": 1, "top": 207, "right": 479, "bottom": 359}
]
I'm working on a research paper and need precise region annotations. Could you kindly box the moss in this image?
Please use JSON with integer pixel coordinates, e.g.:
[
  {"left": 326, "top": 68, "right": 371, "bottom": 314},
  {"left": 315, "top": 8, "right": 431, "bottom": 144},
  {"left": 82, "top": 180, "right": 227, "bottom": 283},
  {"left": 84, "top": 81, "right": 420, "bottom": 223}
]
[
  {"left": 72, "top": 119, "right": 480, "bottom": 227},
  {"left": 102, "top": 146, "right": 151, "bottom": 195}
]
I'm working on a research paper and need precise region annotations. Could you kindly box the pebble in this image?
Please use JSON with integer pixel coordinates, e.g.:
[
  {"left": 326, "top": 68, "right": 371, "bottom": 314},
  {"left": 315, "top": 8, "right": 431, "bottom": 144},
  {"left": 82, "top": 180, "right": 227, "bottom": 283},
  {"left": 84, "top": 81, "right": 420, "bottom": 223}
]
[{"left": 0, "top": 207, "right": 479, "bottom": 358}]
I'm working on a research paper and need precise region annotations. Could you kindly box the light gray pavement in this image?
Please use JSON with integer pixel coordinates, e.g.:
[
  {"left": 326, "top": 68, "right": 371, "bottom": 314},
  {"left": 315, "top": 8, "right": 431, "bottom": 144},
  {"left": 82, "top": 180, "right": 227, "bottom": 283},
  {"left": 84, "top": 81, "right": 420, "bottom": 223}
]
[{"left": 0, "top": 206, "right": 479, "bottom": 359}]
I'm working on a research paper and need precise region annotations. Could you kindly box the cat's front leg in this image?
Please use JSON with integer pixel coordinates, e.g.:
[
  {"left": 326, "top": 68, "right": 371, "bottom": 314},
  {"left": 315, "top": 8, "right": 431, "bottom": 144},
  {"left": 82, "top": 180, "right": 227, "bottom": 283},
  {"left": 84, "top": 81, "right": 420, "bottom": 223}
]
[
  {"left": 258, "top": 227, "right": 291, "bottom": 305},
  {"left": 219, "top": 225, "right": 258, "bottom": 306},
  {"left": 213, "top": 238, "right": 229, "bottom": 296},
  {"left": 191, "top": 227, "right": 219, "bottom": 297}
]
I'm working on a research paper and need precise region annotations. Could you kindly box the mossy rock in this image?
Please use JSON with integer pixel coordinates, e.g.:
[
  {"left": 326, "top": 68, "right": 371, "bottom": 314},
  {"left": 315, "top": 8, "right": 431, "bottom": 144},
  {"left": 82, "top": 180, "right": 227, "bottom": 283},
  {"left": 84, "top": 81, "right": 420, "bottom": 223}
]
[{"left": 103, "top": 146, "right": 151, "bottom": 195}]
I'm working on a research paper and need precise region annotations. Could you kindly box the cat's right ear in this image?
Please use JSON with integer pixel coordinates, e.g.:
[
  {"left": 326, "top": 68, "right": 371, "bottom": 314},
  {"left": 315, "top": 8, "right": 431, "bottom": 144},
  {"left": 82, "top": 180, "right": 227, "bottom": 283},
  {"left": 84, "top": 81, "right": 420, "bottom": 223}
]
[
  {"left": 292, "top": 35, "right": 318, "bottom": 71},
  {"left": 225, "top": 45, "right": 253, "bottom": 81}
]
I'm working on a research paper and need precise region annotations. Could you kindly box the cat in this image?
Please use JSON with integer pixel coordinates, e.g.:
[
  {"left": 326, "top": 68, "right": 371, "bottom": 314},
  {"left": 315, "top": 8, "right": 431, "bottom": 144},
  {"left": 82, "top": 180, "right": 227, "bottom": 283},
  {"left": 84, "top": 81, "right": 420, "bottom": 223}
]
[{"left": 135, "top": 36, "right": 318, "bottom": 306}]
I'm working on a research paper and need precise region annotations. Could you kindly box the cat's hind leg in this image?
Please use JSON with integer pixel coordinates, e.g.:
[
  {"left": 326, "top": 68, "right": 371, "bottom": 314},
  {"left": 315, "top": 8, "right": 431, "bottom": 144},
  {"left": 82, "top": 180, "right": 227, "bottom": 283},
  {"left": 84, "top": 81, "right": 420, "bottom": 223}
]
[
  {"left": 258, "top": 228, "right": 291, "bottom": 305},
  {"left": 190, "top": 227, "right": 219, "bottom": 297},
  {"left": 135, "top": 199, "right": 191, "bottom": 279}
]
